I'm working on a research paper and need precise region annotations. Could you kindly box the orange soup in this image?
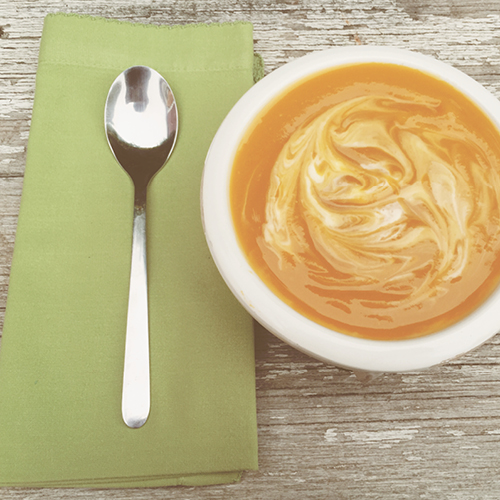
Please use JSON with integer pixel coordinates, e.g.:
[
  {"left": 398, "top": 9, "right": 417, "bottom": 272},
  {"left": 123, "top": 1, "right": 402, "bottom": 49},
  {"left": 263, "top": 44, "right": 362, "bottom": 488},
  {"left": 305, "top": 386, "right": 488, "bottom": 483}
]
[{"left": 230, "top": 63, "right": 500, "bottom": 340}]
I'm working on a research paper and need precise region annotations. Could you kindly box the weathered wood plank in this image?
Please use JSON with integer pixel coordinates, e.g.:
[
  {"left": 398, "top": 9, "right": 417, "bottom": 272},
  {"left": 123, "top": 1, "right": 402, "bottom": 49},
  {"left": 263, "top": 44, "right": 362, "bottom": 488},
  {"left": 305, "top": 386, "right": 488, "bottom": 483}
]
[{"left": 1, "top": 1, "right": 500, "bottom": 498}]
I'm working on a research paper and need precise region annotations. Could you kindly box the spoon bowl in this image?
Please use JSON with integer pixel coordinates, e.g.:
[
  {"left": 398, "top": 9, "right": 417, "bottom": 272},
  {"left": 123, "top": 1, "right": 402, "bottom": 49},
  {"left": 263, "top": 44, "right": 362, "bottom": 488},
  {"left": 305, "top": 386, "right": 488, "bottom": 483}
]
[{"left": 105, "top": 65, "right": 178, "bottom": 428}]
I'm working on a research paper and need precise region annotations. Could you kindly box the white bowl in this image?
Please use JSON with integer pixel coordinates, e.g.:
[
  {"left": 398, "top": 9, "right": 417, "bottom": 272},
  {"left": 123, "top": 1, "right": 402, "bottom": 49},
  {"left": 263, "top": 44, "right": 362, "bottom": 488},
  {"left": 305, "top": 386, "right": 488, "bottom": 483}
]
[{"left": 201, "top": 46, "right": 500, "bottom": 373}]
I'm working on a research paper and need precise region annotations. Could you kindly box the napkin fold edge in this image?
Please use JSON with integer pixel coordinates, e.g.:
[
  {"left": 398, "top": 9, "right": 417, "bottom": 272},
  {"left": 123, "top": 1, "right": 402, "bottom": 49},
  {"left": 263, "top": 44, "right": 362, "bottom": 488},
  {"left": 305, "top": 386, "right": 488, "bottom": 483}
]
[
  {"left": 0, "top": 470, "right": 244, "bottom": 488},
  {"left": 46, "top": 11, "right": 254, "bottom": 32}
]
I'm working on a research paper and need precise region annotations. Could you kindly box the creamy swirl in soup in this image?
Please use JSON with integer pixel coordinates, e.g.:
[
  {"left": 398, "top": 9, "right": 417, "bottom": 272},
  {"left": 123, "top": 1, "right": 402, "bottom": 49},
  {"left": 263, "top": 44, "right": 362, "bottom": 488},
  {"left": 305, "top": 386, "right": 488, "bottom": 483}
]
[{"left": 231, "top": 63, "right": 500, "bottom": 340}]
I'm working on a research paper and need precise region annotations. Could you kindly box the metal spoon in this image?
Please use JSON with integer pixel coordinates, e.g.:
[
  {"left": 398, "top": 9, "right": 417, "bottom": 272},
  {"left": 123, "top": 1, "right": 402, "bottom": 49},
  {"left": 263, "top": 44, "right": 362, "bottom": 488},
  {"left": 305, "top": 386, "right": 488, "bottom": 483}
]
[{"left": 105, "top": 66, "right": 178, "bottom": 428}]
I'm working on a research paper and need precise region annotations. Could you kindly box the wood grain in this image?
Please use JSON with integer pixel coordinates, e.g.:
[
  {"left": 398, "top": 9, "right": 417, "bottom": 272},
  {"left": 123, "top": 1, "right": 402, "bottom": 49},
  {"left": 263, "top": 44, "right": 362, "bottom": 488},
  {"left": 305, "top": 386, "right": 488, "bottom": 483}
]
[{"left": 1, "top": 1, "right": 500, "bottom": 498}]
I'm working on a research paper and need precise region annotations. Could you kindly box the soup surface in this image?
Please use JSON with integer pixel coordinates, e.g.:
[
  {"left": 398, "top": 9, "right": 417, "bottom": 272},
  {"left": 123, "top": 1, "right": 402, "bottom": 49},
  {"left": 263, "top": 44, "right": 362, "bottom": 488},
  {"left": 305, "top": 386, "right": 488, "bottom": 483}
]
[{"left": 230, "top": 63, "right": 500, "bottom": 340}]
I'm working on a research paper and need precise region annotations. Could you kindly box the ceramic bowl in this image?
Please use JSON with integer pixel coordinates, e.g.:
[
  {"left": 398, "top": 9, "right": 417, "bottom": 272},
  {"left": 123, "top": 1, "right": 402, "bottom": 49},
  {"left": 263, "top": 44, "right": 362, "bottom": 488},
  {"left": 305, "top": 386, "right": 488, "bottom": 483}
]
[{"left": 201, "top": 46, "right": 500, "bottom": 373}]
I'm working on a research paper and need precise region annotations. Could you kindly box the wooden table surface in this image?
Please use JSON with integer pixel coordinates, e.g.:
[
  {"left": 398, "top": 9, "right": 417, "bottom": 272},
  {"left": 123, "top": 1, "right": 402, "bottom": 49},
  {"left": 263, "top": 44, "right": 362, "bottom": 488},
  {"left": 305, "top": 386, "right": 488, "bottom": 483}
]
[{"left": 2, "top": 1, "right": 500, "bottom": 498}]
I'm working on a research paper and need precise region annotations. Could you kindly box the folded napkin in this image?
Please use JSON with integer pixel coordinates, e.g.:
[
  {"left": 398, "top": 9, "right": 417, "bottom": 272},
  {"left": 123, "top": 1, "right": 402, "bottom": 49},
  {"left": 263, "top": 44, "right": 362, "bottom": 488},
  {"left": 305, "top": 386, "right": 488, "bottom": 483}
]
[{"left": 0, "top": 13, "right": 261, "bottom": 488}]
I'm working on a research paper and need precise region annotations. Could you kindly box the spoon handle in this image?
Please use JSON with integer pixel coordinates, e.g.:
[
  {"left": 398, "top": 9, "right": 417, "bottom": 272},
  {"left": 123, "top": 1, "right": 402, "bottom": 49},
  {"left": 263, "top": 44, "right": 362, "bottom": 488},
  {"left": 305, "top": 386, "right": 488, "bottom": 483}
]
[{"left": 122, "top": 201, "right": 150, "bottom": 428}]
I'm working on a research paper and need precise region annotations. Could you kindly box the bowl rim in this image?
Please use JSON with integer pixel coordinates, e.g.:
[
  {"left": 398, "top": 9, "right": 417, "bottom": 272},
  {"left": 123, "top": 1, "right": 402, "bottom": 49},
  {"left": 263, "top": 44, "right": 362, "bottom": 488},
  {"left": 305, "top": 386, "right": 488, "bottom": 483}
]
[{"left": 201, "top": 46, "right": 500, "bottom": 372}]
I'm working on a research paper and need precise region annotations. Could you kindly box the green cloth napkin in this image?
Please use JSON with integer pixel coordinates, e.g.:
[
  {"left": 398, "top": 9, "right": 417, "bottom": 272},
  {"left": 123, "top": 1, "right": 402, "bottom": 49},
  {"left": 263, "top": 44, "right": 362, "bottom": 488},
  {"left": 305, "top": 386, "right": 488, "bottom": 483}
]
[{"left": 0, "top": 13, "right": 260, "bottom": 488}]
